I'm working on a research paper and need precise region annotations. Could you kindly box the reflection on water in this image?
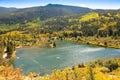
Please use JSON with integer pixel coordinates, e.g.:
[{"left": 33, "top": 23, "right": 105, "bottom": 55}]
[{"left": 14, "top": 40, "right": 120, "bottom": 75}]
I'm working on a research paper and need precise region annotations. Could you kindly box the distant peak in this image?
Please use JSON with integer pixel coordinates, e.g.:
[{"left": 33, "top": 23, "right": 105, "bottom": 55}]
[
  {"left": 46, "top": 4, "right": 63, "bottom": 7},
  {"left": 46, "top": 3, "right": 53, "bottom": 6}
]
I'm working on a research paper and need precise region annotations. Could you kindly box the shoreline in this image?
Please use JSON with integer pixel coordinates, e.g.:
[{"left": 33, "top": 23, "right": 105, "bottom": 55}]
[
  {"left": 11, "top": 38, "right": 120, "bottom": 77},
  {"left": 63, "top": 37, "right": 120, "bottom": 49},
  {"left": 15, "top": 37, "right": 120, "bottom": 51}
]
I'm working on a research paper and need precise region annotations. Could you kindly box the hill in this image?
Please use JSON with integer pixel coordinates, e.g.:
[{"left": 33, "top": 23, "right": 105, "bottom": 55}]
[
  {"left": 0, "top": 7, "right": 17, "bottom": 15},
  {"left": 0, "top": 4, "right": 92, "bottom": 24},
  {"left": 0, "top": 4, "right": 120, "bottom": 35}
]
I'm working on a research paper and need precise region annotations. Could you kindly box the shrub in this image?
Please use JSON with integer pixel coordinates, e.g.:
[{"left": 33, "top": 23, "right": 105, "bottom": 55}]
[{"left": 99, "top": 67, "right": 110, "bottom": 73}]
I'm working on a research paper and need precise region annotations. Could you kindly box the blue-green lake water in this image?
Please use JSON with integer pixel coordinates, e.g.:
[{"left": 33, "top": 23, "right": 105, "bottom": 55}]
[{"left": 14, "top": 40, "right": 120, "bottom": 75}]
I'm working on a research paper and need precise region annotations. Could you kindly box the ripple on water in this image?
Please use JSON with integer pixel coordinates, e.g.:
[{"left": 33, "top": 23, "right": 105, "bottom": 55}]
[{"left": 14, "top": 41, "right": 120, "bottom": 75}]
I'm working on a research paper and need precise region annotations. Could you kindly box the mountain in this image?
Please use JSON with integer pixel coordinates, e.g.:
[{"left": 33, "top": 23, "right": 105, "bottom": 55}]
[
  {"left": 0, "top": 7, "right": 17, "bottom": 15},
  {"left": 0, "top": 4, "right": 92, "bottom": 24}
]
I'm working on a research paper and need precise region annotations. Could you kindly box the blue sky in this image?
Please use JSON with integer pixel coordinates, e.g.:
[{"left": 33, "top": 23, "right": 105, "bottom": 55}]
[{"left": 0, "top": 0, "right": 120, "bottom": 9}]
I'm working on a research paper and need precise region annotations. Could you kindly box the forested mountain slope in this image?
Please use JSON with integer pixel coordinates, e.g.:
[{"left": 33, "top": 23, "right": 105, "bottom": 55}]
[
  {"left": 0, "top": 7, "right": 17, "bottom": 15},
  {"left": 40, "top": 12, "right": 120, "bottom": 37},
  {"left": 0, "top": 4, "right": 92, "bottom": 24}
]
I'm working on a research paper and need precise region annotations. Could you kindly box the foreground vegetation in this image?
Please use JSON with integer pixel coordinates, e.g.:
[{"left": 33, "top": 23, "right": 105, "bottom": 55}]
[{"left": 0, "top": 58, "right": 120, "bottom": 80}]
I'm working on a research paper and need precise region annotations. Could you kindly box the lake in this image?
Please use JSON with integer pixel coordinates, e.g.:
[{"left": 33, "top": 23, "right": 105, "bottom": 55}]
[{"left": 14, "top": 40, "right": 120, "bottom": 75}]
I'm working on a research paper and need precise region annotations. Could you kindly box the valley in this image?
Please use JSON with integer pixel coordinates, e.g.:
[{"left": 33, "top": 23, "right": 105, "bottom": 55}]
[{"left": 0, "top": 4, "right": 120, "bottom": 80}]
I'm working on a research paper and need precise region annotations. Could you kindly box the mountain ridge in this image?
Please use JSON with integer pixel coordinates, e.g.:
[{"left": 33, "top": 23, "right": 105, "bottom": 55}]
[
  {"left": 0, "top": 7, "right": 18, "bottom": 15},
  {"left": 0, "top": 4, "right": 120, "bottom": 24},
  {"left": 0, "top": 4, "right": 92, "bottom": 24}
]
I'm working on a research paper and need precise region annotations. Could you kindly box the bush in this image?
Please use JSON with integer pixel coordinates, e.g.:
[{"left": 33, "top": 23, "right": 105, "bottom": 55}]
[
  {"left": 99, "top": 67, "right": 110, "bottom": 73},
  {"left": 104, "top": 61, "right": 119, "bottom": 71},
  {"left": 78, "top": 63, "right": 85, "bottom": 68}
]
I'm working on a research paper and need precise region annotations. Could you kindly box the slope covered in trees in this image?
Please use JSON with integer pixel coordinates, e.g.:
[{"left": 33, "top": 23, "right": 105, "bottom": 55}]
[
  {"left": 0, "top": 7, "right": 17, "bottom": 15},
  {"left": 40, "top": 11, "right": 120, "bottom": 37},
  {"left": 1, "top": 11, "right": 120, "bottom": 49},
  {"left": 1, "top": 11, "right": 120, "bottom": 38},
  {"left": 0, "top": 4, "right": 92, "bottom": 24}
]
